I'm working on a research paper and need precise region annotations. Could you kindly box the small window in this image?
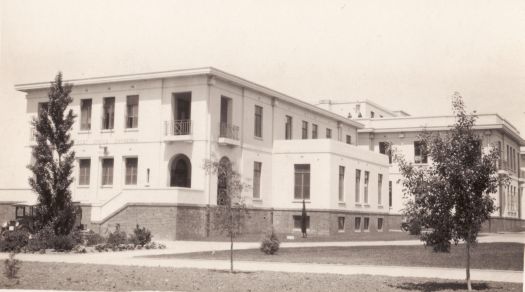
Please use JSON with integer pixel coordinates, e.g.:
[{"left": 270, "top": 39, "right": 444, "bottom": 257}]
[
  {"left": 293, "top": 215, "right": 310, "bottom": 230},
  {"left": 254, "top": 105, "right": 263, "bottom": 138},
  {"left": 377, "top": 218, "right": 384, "bottom": 231},
  {"left": 346, "top": 135, "right": 352, "bottom": 145},
  {"left": 253, "top": 161, "right": 262, "bottom": 199},
  {"left": 78, "top": 159, "right": 91, "bottom": 186},
  {"left": 370, "top": 111, "right": 375, "bottom": 118},
  {"left": 326, "top": 128, "right": 332, "bottom": 139},
  {"left": 355, "top": 169, "right": 361, "bottom": 203},
  {"left": 378, "top": 174, "right": 383, "bottom": 205},
  {"left": 126, "top": 95, "right": 139, "bottom": 129},
  {"left": 364, "top": 171, "right": 369, "bottom": 204},
  {"left": 302, "top": 121, "right": 308, "bottom": 139},
  {"left": 101, "top": 158, "right": 114, "bottom": 186},
  {"left": 285, "top": 116, "right": 292, "bottom": 140},
  {"left": 338, "top": 166, "right": 345, "bottom": 202},
  {"left": 338, "top": 217, "right": 345, "bottom": 232},
  {"left": 80, "top": 99, "right": 92, "bottom": 131},
  {"left": 125, "top": 157, "right": 138, "bottom": 185},
  {"left": 379, "top": 142, "right": 392, "bottom": 164},
  {"left": 364, "top": 217, "right": 370, "bottom": 231},
  {"left": 102, "top": 97, "right": 115, "bottom": 130},
  {"left": 312, "top": 124, "right": 318, "bottom": 139},
  {"left": 354, "top": 217, "right": 361, "bottom": 231},
  {"left": 294, "top": 164, "right": 310, "bottom": 200},
  {"left": 414, "top": 141, "right": 428, "bottom": 164}
]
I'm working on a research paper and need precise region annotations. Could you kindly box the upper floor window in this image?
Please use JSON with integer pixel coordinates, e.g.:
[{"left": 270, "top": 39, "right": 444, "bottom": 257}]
[
  {"left": 379, "top": 142, "right": 392, "bottom": 164},
  {"left": 126, "top": 95, "right": 139, "bottom": 129},
  {"left": 326, "top": 128, "right": 332, "bottom": 139},
  {"left": 414, "top": 141, "right": 428, "bottom": 164},
  {"left": 364, "top": 171, "right": 370, "bottom": 203},
  {"left": 101, "top": 158, "right": 114, "bottom": 186},
  {"left": 312, "top": 124, "right": 318, "bottom": 139},
  {"left": 285, "top": 116, "right": 293, "bottom": 140},
  {"left": 102, "top": 97, "right": 115, "bottom": 130},
  {"left": 80, "top": 99, "right": 92, "bottom": 131},
  {"left": 78, "top": 159, "right": 91, "bottom": 186},
  {"left": 346, "top": 135, "right": 352, "bottom": 145},
  {"left": 355, "top": 169, "right": 361, "bottom": 203},
  {"left": 254, "top": 105, "right": 263, "bottom": 138},
  {"left": 253, "top": 162, "right": 262, "bottom": 199},
  {"left": 378, "top": 174, "right": 383, "bottom": 205},
  {"left": 294, "top": 164, "right": 310, "bottom": 200},
  {"left": 125, "top": 157, "right": 138, "bottom": 185},
  {"left": 302, "top": 121, "right": 308, "bottom": 139}
]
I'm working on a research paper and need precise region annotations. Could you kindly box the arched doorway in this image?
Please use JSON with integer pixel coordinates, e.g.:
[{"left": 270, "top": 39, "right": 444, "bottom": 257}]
[
  {"left": 217, "top": 156, "right": 231, "bottom": 205},
  {"left": 170, "top": 154, "right": 191, "bottom": 187}
]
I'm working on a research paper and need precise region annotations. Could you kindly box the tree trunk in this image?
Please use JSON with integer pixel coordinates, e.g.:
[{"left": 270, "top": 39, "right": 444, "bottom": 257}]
[{"left": 466, "top": 240, "right": 472, "bottom": 291}]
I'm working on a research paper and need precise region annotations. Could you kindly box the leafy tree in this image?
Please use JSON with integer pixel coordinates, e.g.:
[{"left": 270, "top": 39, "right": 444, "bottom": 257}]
[
  {"left": 28, "top": 72, "right": 78, "bottom": 235},
  {"left": 203, "top": 159, "right": 249, "bottom": 272},
  {"left": 394, "top": 93, "right": 505, "bottom": 291}
]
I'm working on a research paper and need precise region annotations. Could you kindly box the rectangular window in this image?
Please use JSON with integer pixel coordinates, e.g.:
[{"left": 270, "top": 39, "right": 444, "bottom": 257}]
[
  {"left": 254, "top": 105, "right": 263, "bottom": 138},
  {"left": 302, "top": 121, "right": 308, "bottom": 139},
  {"left": 389, "top": 181, "right": 393, "bottom": 207},
  {"left": 378, "top": 174, "right": 383, "bottom": 205},
  {"left": 379, "top": 142, "right": 392, "bottom": 164},
  {"left": 354, "top": 217, "right": 361, "bottom": 231},
  {"left": 355, "top": 170, "right": 361, "bottom": 202},
  {"left": 414, "top": 141, "right": 428, "bottom": 164},
  {"left": 326, "top": 128, "right": 332, "bottom": 139},
  {"left": 101, "top": 158, "right": 114, "bottom": 186},
  {"left": 338, "top": 166, "right": 345, "bottom": 202},
  {"left": 377, "top": 218, "right": 383, "bottom": 231},
  {"left": 364, "top": 171, "right": 369, "bottom": 203},
  {"left": 338, "top": 217, "right": 345, "bottom": 232},
  {"left": 253, "top": 161, "right": 262, "bottom": 199},
  {"left": 364, "top": 217, "right": 370, "bottom": 231},
  {"left": 78, "top": 159, "right": 91, "bottom": 185},
  {"left": 285, "top": 115, "right": 292, "bottom": 140},
  {"left": 80, "top": 99, "right": 92, "bottom": 130},
  {"left": 102, "top": 97, "right": 115, "bottom": 130},
  {"left": 126, "top": 95, "right": 139, "bottom": 129},
  {"left": 293, "top": 215, "right": 310, "bottom": 230},
  {"left": 312, "top": 124, "right": 318, "bottom": 139},
  {"left": 346, "top": 135, "right": 352, "bottom": 145},
  {"left": 125, "top": 158, "right": 138, "bottom": 185},
  {"left": 370, "top": 111, "right": 375, "bottom": 118},
  {"left": 294, "top": 164, "right": 310, "bottom": 200}
]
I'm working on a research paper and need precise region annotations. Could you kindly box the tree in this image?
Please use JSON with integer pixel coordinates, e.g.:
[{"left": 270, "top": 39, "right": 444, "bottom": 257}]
[
  {"left": 28, "top": 72, "right": 78, "bottom": 236},
  {"left": 203, "top": 158, "right": 249, "bottom": 272},
  {"left": 394, "top": 93, "right": 505, "bottom": 291}
]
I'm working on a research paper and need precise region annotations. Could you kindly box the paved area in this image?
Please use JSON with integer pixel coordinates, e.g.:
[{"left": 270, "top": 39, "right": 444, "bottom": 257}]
[{"left": 0, "top": 232, "right": 523, "bottom": 283}]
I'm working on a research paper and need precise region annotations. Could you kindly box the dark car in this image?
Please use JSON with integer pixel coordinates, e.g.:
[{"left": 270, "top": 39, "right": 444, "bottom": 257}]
[{"left": 1, "top": 203, "right": 36, "bottom": 235}]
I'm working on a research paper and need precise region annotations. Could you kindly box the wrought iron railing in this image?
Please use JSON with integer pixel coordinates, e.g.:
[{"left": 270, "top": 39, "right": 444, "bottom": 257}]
[
  {"left": 164, "top": 120, "right": 192, "bottom": 136},
  {"left": 219, "top": 123, "right": 239, "bottom": 140}
]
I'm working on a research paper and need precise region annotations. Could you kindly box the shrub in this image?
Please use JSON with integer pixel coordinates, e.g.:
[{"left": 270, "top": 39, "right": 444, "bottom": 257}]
[
  {"left": 260, "top": 230, "right": 280, "bottom": 255},
  {"left": 407, "top": 218, "right": 422, "bottom": 235},
  {"left": 26, "top": 224, "right": 55, "bottom": 252},
  {"left": 0, "top": 230, "right": 29, "bottom": 252},
  {"left": 85, "top": 231, "right": 106, "bottom": 246},
  {"left": 52, "top": 235, "right": 75, "bottom": 251},
  {"left": 3, "top": 252, "right": 20, "bottom": 279},
  {"left": 107, "top": 225, "right": 127, "bottom": 247},
  {"left": 130, "top": 225, "right": 152, "bottom": 246}
]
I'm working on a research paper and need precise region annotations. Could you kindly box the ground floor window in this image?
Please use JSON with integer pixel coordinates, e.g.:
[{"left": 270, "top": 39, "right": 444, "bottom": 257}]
[
  {"left": 170, "top": 154, "right": 191, "bottom": 187},
  {"left": 125, "top": 157, "right": 138, "bottom": 185},
  {"left": 338, "top": 217, "right": 345, "bottom": 232},
  {"left": 354, "top": 217, "right": 361, "bottom": 232},
  {"left": 364, "top": 217, "right": 370, "bottom": 231},
  {"left": 293, "top": 215, "right": 310, "bottom": 230},
  {"left": 377, "top": 218, "right": 383, "bottom": 231}
]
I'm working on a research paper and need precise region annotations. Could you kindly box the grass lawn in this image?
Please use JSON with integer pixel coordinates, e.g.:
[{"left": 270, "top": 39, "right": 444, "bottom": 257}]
[
  {"left": 0, "top": 261, "right": 520, "bottom": 291},
  {"left": 149, "top": 242, "right": 524, "bottom": 271}
]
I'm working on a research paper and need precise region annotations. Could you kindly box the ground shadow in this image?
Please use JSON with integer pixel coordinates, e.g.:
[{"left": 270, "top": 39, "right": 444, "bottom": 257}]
[
  {"left": 208, "top": 269, "right": 254, "bottom": 275},
  {"left": 391, "top": 281, "right": 493, "bottom": 292}
]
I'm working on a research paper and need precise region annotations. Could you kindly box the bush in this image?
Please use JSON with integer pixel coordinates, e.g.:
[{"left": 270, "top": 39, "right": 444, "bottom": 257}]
[
  {"left": 0, "top": 230, "right": 29, "bottom": 252},
  {"left": 3, "top": 252, "right": 20, "bottom": 279},
  {"left": 52, "top": 235, "right": 75, "bottom": 251},
  {"left": 26, "top": 224, "right": 55, "bottom": 252},
  {"left": 85, "top": 231, "right": 106, "bottom": 246},
  {"left": 260, "top": 230, "right": 280, "bottom": 255},
  {"left": 130, "top": 224, "right": 152, "bottom": 246},
  {"left": 407, "top": 218, "right": 422, "bottom": 235},
  {"left": 107, "top": 225, "right": 127, "bottom": 247}
]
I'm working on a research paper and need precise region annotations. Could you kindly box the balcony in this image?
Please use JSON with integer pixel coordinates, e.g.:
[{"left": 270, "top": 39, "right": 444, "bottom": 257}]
[
  {"left": 163, "top": 120, "right": 193, "bottom": 142},
  {"left": 218, "top": 123, "right": 240, "bottom": 146}
]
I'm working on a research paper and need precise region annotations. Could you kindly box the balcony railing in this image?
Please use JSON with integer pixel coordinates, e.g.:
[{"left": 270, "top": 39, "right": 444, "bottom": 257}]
[
  {"left": 219, "top": 123, "right": 239, "bottom": 140},
  {"left": 165, "top": 120, "right": 192, "bottom": 136}
]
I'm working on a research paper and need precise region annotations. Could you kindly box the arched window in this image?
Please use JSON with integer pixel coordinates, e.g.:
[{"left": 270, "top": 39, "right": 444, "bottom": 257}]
[{"left": 170, "top": 154, "right": 191, "bottom": 187}]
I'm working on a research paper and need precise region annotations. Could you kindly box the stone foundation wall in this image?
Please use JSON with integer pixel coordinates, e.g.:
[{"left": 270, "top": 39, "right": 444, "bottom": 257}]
[
  {"left": 0, "top": 203, "right": 15, "bottom": 225},
  {"left": 481, "top": 217, "right": 525, "bottom": 233}
]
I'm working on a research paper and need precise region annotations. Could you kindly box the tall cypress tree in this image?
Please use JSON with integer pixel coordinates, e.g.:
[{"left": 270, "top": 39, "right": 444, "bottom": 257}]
[{"left": 28, "top": 72, "right": 77, "bottom": 235}]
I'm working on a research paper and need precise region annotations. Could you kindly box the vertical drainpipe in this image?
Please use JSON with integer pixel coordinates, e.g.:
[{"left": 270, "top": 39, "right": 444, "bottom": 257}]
[
  {"left": 501, "top": 134, "right": 505, "bottom": 218},
  {"left": 206, "top": 75, "right": 215, "bottom": 237}
]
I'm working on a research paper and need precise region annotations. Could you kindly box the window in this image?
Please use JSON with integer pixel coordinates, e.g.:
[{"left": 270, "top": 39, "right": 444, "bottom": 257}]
[
  {"left": 354, "top": 217, "right": 361, "bottom": 231},
  {"left": 370, "top": 111, "right": 375, "bottom": 118},
  {"left": 80, "top": 99, "right": 92, "bottom": 130},
  {"left": 338, "top": 217, "right": 345, "bottom": 232},
  {"left": 338, "top": 166, "right": 345, "bottom": 202},
  {"left": 389, "top": 181, "right": 393, "bottom": 207},
  {"left": 285, "top": 115, "right": 292, "bottom": 140},
  {"left": 101, "top": 158, "right": 114, "bottom": 186},
  {"left": 346, "top": 135, "right": 352, "bottom": 145},
  {"left": 37, "top": 102, "right": 48, "bottom": 118},
  {"left": 78, "top": 159, "right": 90, "bottom": 185},
  {"left": 364, "top": 171, "right": 369, "bottom": 203},
  {"left": 254, "top": 105, "right": 263, "bottom": 138},
  {"left": 253, "top": 162, "right": 262, "bottom": 199},
  {"left": 126, "top": 95, "right": 139, "bottom": 129},
  {"left": 326, "top": 128, "right": 332, "bottom": 139},
  {"left": 379, "top": 142, "right": 392, "bottom": 164},
  {"left": 377, "top": 218, "right": 383, "bottom": 231},
  {"left": 312, "top": 124, "right": 318, "bottom": 139},
  {"left": 294, "top": 164, "right": 310, "bottom": 200},
  {"left": 170, "top": 154, "right": 191, "bottom": 187},
  {"left": 302, "top": 121, "right": 308, "bottom": 139},
  {"left": 363, "top": 217, "right": 370, "bottom": 231},
  {"left": 378, "top": 174, "right": 383, "bottom": 205},
  {"left": 102, "top": 97, "right": 115, "bottom": 130},
  {"left": 414, "top": 141, "right": 428, "bottom": 164},
  {"left": 293, "top": 215, "right": 310, "bottom": 230},
  {"left": 125, "top": 157, "right": 138, "bottom": 185},
  {"left": 355, "top": 170, "right": 361, "bottom": 202}
]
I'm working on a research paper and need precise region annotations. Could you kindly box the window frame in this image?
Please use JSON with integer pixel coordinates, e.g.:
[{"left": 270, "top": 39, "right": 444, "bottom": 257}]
[
  {"left": 254, "top": 105, "right": 263, "bottom": 138},
  {"left": 414, "top": 141, "right": 428, "bottom": 164},
  {"left": 354, "top": 217, "right": 361, "bottom": 232},
  {"left": 338, "top": 216, "right": 345, "bottom": 232},
  {"left": 78, "top": 158, "right": 91, "bottom": 186},
  {"left": 253, "top": 161, "right": 262, "bottom": 199},
  {"left": 125, "top": 95, "right": 139, "bottom": 129},
  {"left": 124, "top": 157, "right": 138, "bottom": 185},
  {"left": 285, "top": 115, "right": 293, "bottom": 140},
  {"left": 355, "top": 169, "right": 361, "bottom": 203},
  {"left": 294, "top": 164, "right": 311, "bottom": 200},
  {"left": 338, "top": 166, "right": 345, "bottom": 202},
  {"left": 363, "top": 217, "right": 370, "bottom": 231},
  {"left": 301, "top": 121, "right": 308, "bottom": 139},
  {"left": 379, "top": 142, "right": 392, "bottom": 164},
  {"left": 326, "top": 128, "right": 332, "bottom": 139},
  {"left": 80, "top": 99, "right": 92, "bottom": 131},
  {"left": 102, "top": 97, "right": 115, "bottom": 130},
  {"left": 101, "top": 158, "right": 114, "bottom": 186},
  {"left": 364, "top": 171, "right": 370, "bottom": 204},
  {"left": 312, "top": 124, "right": 318, "bottom": 139},
  {"left": 378, "top": 173, "right": 383, "bottom": 205}
]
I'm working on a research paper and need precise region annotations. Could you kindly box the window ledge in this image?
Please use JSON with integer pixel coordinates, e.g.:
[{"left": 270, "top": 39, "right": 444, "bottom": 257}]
[
  {"left": 378, "top": 205, "right": 384, "bottom": 209},
  {"left": 338, "top": 230, "right": 345, "bottom": 233},
  {"left": 123, "top": 185, "right": 138, "bottom": 189},
  {"left": 355, "top": 203, "right": 362, "bottom": 207},
  {"left": 78, "top": 130, "right": 91, "bottom": 134},
  {"left": 354, "top": 230, "right": 361, "bottom": 233},
  {"left": 363, "top": 204, "right": 371, "bottom": 208},
  {"left": 100, "top": 129, "right": 114, "bottom": 133},
  {"left": 292, "top": 200, "right": 311, "bottom": 204},
  {"left": 364, "top": 230, "right": 370, "bottom": 233},
  {"left": 254, "top": 136, "right": 263, "bottom": 141},
  {"left": 252, "top": 198, "right": 263, "bottom": 202},
  {"left": 124, "top": 128, "right": 139, "bottom": 132},
  {"left": 77, "top": 185, "right": 90, "bottom": 188},
  {"left": 100, "top": 185, "right": 113, "bottom": 188},
  {"left": 378, "top": 229, "right": 384, "bottom": 232},
  {"left": 338, "top": 201, "right": 346, "bottom": 206}
]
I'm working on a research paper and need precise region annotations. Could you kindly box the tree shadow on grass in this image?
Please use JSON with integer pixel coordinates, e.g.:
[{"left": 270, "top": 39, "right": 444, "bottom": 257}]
[{"left": 391, "top": 281, "right": 492, "bottom": 292}]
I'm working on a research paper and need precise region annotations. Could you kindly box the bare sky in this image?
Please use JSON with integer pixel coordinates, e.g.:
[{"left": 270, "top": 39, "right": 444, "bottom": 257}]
[{"left": 1, "top": 0, "right": 524, "bottom": 187}]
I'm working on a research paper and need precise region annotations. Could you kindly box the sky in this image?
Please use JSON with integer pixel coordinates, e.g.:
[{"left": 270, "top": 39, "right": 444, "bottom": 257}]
[{"left": 1, "top": 0, "right": 524, "bottom": 187}]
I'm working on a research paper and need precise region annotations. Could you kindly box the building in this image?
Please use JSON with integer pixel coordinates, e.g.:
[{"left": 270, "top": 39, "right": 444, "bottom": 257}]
[
  {"left": 318, "top": 99, "right": 525, "bottom": 232},
  {"left": 1, "top": 68, "right": 392, "bottom": 239}
]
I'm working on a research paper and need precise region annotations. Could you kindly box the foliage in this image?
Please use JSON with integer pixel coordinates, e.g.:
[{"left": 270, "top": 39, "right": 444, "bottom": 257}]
[
  {"left": 260, "top": 230, "right": 280, "bottom": 255},
  {"left": 107, "top": 225, "right": 128, "bottom": 247},
  {"left": 394, "top": 93, "right": 505, "bottom": 290},
  {"left": 51, "top": 234, "right": 76, "bottom": 251},
  {"left": 3, "top": 253, "right": 20, "bottom": 279},
  {"left": 130, "top": 224, "right": 152, "bottom": 246},
  {"left": 85, "top": 231, "right": 106, "bottom": 246},
  {"left": 0, "top": 230, "right": 29, "bottom": 252},
  {"left": 28, "top": 72, "right": 78, "bottom": 236}
]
